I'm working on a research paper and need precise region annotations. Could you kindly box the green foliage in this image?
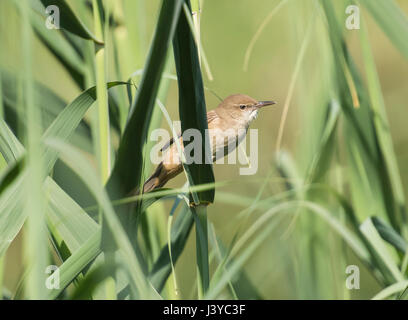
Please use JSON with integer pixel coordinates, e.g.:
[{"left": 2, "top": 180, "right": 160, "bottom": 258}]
[
  {"left": 173, "top": 0, "right": 215, "bottom": 205},
  {"left": 0, "top": 0, "right": 407, "bottom": 300},
  {"left": 39, "top": 0, "right": 103, "bottom": 44}
]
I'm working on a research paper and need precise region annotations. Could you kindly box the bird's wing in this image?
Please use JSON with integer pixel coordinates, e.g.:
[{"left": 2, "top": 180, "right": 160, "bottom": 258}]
[
  {"left": 160, "top": 110, "right": 218, "bottom": 152},
  {"left": 206, "top": 110, "right": 218, "bottom": 125}
]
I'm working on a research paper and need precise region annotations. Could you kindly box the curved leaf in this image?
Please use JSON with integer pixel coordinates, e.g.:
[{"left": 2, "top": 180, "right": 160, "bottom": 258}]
[
  {"left": 372, "top": 280, "right": 408, "bottom": 300},
  {"left": 45, "top": 138, "right": 157, "bottom": 299},
  {"left": 172, "top": 0, "right": 214, "bottom": 205},
  {"left": 372, "top": 217, "right": 407, "bottom": 254},
  {"left": 29, "top": 7, "right": 86, "bottom": 88},
  {"left": 39, "top": 0, "right": 103, "bottom": 44},
  {"left": 360, "top": 0, "right": 408, "bottom": 60},
  {"left": 0, "top": 82, "right": 126, "bottom": 258},
  {"left": 107, "top": 0, "right": 183, "bottom": 198}
]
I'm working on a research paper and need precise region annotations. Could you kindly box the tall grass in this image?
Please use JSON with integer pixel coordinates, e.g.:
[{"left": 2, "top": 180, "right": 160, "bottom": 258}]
[{"left": 0, "top": 0, "right": 407, "bottom": 300}]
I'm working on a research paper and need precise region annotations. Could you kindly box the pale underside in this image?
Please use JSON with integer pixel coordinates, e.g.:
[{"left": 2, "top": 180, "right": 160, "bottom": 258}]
[{"left": 161, "top": 109, "right": 253, "bottom": 168}]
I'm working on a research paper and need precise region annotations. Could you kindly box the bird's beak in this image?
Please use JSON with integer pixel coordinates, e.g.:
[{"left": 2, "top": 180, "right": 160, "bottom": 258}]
[{"left": 255, "top": 100, "right": 276, "bottom": 108}]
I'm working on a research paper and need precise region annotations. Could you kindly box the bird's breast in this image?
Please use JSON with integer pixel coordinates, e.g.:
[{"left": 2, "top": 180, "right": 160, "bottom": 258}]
[
  {"left": 161, "top": 126, "right": 248, "bottom": 166},
  {"left": 208, "top": 127, "right": 247, "bottom": 160}
]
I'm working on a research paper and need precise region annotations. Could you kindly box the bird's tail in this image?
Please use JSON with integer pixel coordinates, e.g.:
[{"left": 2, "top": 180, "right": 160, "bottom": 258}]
[
  {"left": 142, "top": 162, "right": 166, "bottom": 193},
  {"left": 132, "top": 162, "right": 182, "bottom": 195},
  {"left": 131, "top": 162, "right": 169, "bottom": 195}
]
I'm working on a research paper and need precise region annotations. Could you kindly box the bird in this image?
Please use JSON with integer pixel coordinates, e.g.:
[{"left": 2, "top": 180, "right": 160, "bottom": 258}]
[{"left": 141, "top": 94, "right": 276, "bottom": 193}]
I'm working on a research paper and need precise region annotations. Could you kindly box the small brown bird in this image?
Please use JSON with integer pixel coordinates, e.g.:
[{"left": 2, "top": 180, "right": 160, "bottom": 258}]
[{"left": 142, "top": 94, "right": 276, "bottom": 193}]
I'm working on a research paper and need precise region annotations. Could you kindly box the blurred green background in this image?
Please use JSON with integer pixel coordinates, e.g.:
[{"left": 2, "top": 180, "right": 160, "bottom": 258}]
[{"left": 1, "top": 0, "right": 408, "bottom": 299}]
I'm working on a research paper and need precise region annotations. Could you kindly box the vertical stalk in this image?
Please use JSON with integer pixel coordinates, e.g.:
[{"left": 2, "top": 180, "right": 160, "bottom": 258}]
[
  {"left": 178, "top": 0, "right": 211, "bottom": 299},
  {"left": 93, "top": 0, "right": 110, "bottom": 184},
  {"left": 92, "top": 0, "right": 116, "bottom": 299},
  {"left": 21, "top": 0, "right": 48, "bottom": 299},
  {"left": 192, "top": 0, "right": 209, "bottom": 299},
  {"left": 193, "top": 205, "right": 209, "bottom": 298}
]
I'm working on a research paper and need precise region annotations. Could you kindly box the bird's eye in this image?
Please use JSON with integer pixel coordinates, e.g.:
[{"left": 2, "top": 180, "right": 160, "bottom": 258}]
[{"left": 239, "top": 105, "right": 246, "bottom": 110}]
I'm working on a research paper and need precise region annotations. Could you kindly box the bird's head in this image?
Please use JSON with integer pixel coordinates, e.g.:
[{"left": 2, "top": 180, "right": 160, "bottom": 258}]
[{"left": 216, "top": 94, "right": 276, "bottom": 125}]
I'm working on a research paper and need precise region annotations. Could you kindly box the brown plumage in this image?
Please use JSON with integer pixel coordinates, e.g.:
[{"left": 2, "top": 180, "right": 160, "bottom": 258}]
[{"left": 141, "top": 94, "right": 276, "bottom": 193}]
